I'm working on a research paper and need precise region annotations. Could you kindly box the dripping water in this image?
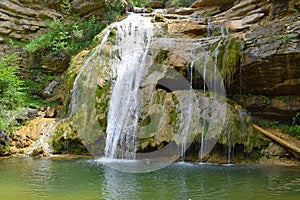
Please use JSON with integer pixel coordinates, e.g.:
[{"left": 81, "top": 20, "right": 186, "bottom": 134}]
[
  {"left": 227, "top": 125, "right": 232, "bottom": 164},
  {"left": 180, "top": 45, "right": 196, "bottom": 161},
  {"left": 200, "top": 53, "right": 207, "bottom": 162},
  {"left": 239, "top": 50, "right": 244, "bottom": 96},
  {"left": 213, "top": 39, "right": 223, "bottom": 92},
  {"left": 200, "top": 120, "right": 206, "bottom": 162}
]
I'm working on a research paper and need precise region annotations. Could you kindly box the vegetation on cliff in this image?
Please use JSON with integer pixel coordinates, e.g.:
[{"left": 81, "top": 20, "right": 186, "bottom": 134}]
[{"left": 0, "top": 54, "right": 26, "bottom": 133}]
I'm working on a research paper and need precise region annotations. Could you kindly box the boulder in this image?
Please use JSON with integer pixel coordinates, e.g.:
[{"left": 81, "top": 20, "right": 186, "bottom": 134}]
[
  {"left": 43, "top": 80, "right": 60, "bottom": 98},
  {"left": 41, "top": 55, "right": 70, "bottom": 73},
  {"left": 0, "top": 129, "right": 10, "bottom": 147},
  {"left": 30, "top": 147, "right": 48, "bottom": 157},
  {"left": 15, "top": 108, "right": 38, "bottom": 121}
]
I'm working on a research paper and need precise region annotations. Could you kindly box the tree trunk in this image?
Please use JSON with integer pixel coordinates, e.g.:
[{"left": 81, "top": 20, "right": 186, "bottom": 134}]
[{"left": 253, "top": 124, "right": 300, "bottom": 157}]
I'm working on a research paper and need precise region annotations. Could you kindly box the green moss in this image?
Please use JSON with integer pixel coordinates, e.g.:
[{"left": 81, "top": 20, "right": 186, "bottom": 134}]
[
  {"left": 106, "top": 29, "right": 117, "bottom": 45},
  {"left": 51, "top": 120, "right": 90, "bottom": 155},
  {"left": 169, "top": 109, "right": 177, "bottom": 128},
  {"left": 154, "top": 14, "right": 165, "bottom": 22},
  {"left": 222, "top": 38, "right": 243, "bottom": 86},
  {"left": 147, "top": 49, "right": 169, "bottom": 75},
  {"left": 209, "top": 37, "right": 243, "bottom": 87},
  {"left": 95, "top": 83, "right": 111, "bottom": 132}
]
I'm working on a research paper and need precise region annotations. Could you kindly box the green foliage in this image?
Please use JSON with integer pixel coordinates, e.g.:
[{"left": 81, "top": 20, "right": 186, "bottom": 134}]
[
  {"left": 104, "top": 0, "right": 125, "bottom": 23},
  {"left": 23, "top": 68, "right": 61, "bottom": 108},
  {"left": 154, "top": 13, "right": 165, "bottom": 22},
  {"left": 61, "top": 0, "right": 71, "bottom": 16},
  {"left": 267, "top": 32, "right": 297, "bottom": 43},
  {"left": 204, "top": 13, "right": 212, "bottom": 17},
  {"left": 258, "top": 118, "right": 300, "bottom": 139},
  {"left": 0, "top": 54, "right": 25, "bottom": 110},
  {"left": 130, "top": 0, "right": 148, "bottom": 7},
  {"left": 277, "top": 95, "right": 290, "bottom": 102},
  {"left": 24, "top": 16, "right": 107, "bottom": 63},
  {"left": 0, "top": 54, "right": 26, "bottom": 133},
  {"left": 257, "top": 120, "right": 280, "bottom": 129},
  {"left": 282, "top": 125, "right": 300, "bottom": 139},
  {"left": 292, "top": 112, "right": 300, "bottom": 125},
  {"left": 261, "top": 95, "right": 271, "bottom": 105}
]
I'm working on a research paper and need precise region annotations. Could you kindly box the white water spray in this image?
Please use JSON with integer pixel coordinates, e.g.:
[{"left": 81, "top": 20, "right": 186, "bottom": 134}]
[{"left": 104, "top": 14, "right": 154, "bottom": 159}]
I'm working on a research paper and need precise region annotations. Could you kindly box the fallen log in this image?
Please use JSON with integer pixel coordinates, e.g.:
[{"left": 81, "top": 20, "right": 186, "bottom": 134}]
[{"left": 253, "top": 124, "right": 300, "bottom": 155}]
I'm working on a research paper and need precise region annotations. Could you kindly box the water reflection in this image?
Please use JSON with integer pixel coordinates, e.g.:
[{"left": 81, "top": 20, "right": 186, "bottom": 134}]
[
  {"left": 0, "top": 158, "right": 300, "bottom": 200},
  {"left": 101, "top": 162, "right": 300, "bottom": 200}
]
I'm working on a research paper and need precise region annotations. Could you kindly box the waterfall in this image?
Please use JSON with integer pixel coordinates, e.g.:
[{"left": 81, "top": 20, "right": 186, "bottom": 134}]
[
  {"left": 68, "top": 13, "right": 154, "bottom": 159},
  {"left": 104, "top": 14, "right": 154, "bottom": 159},
  {"left": 68, "top": 13, "right": 227, "bottom": 165}
]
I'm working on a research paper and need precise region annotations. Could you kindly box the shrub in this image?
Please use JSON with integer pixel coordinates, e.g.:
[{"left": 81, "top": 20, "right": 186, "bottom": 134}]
[
  {"left": 24, "top": 17, "right": 107, "bottom": 65},
  {"left": 0, "top": 54, "right": 26, "bottom": 133}
]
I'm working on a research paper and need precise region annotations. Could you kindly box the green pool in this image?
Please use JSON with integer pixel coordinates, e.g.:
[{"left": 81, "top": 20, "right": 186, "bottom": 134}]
[{"left": 0, "top": 157, "right": 299, "bottom": 200}]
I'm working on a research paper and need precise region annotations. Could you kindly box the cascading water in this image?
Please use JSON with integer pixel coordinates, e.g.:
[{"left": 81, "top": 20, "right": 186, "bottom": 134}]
[{"left": 104, "top": 14, "right": 154, "bottom": 159}]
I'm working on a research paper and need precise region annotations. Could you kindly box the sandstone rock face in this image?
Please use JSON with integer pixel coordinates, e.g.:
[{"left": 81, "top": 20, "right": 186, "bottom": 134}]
[
  {"left": 167, "top": 19, "right": 207, "bottom": 38},
  {"left": 145, "top": 1, "right": 165, "bottom": 9},
  {"left": 71, "top": 0, "right": 106, "bottom": 19},
  {"left": 191, "top": 0, "right": 235, "bottom": 8},
  {"left": 145, "top": 0, "right": 300, "bottom": 124},
  {"left": 236, "top": 21, "right": 300, "bottom": 96},
  {"left": 189, "top": 0, "right": 300, "bottom": 122},
  {"left": 0, "top": 0, "right": 60, "bottom": 40},
  {"left": 0, "top": 0, "right": 110, "bottom": 41},
  {"left": 233, "top": 96, "right": 300, "bottom": 123}
]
